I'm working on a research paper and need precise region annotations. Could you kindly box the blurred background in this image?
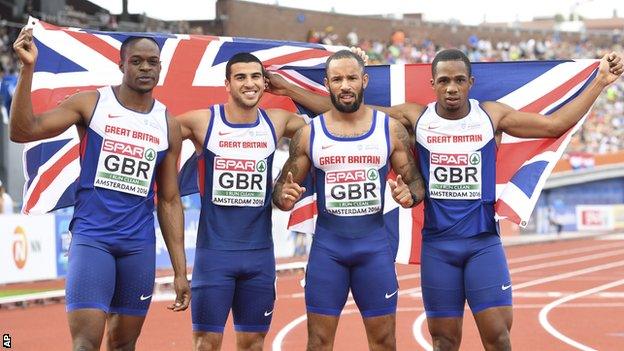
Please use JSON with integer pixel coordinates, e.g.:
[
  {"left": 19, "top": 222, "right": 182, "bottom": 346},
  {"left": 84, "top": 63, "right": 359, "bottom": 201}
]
[{"left": 0, "top": 0, "right": 622, "bottom": 264}]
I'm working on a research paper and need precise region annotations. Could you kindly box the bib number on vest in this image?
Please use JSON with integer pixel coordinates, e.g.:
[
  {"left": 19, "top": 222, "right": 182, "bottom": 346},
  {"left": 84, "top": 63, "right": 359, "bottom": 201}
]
[
  {"left": 324, "top": 168, "right": 381, "bottom": 216},
  {"left": 212, "top": 157, "right": 267, "bottom": 207},
  {"left": 429, "top": 152, "right": 482, "bottom": 200},
  {"left": 94, "top": 139, "right": 157, "bottom": 197}
]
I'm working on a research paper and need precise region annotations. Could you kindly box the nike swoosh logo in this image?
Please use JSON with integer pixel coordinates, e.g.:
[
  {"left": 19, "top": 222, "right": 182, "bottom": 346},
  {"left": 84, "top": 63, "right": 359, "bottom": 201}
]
[
  {"left": 264, "top": 310, "right": 274, "bottom": 317},
  {"left": 218, "top": 131, "right": 233, "bottom": 136},
  {"left": 140, "top": 294, "right": 152, "bottom": 301},
  {"left": 108, "top": 114, "right": 123, "bottom": 118},
  {"left": 501, "top": 284, "right": 512, "bottom": 291},
  {"left": 385, "top": 290, "right": 398, "bottom": 299},
  {"left": 321, "top": 145, "right": 335, "bottom": 149}
]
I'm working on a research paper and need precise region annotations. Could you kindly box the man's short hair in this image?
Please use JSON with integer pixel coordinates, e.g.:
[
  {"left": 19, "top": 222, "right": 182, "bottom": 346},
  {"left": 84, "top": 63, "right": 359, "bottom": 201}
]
[
  {"left": 325, "top": 50, "right": 365, "bottom": 77},
  {"left": 120, "top": 36, "right": 161, "bottom": 61},
  {"left": 225, "top": 52, "right": 265, "bottom": 80},
  {"left": 431, "top": 48, "right": 472, "bottom": 77}
]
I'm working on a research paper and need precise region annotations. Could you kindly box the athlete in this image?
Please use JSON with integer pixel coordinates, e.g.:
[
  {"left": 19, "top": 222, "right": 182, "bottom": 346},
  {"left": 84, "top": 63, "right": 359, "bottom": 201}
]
[
  {"left": 268, "top": 48, "right": 623, "bottom": 350},
  {"left": 272, "top": 50, "right": 425, "bottom": 351},
  {"left": 176, "top": 52, "right": 307, "bottom": 351},
  {"left": 11, "top": 29, "right": 190, "bottom": 351}
]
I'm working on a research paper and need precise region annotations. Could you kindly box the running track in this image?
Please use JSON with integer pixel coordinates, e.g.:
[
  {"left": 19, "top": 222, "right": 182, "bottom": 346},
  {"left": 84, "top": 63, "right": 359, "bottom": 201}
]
[{"left": 2, "top": 235, "right": 623, "bottom": 350}]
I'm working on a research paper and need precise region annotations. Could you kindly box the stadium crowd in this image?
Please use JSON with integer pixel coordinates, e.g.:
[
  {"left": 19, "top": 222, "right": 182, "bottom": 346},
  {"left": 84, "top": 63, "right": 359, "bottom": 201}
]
[{"left": 1, "top": 22, "right": 622, "bottom": 157}]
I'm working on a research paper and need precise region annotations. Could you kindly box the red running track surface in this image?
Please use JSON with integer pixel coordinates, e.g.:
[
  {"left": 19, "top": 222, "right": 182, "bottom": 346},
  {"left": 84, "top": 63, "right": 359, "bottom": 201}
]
[{"left": 2, "top": 236, "right": 624, "bottom": 350}]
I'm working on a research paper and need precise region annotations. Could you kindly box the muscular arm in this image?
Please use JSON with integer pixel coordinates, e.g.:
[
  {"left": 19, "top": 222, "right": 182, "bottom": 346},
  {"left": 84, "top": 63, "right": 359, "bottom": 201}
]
[
  {"left": 266, "top": 109, "right": 307, "bottom": 139},
  {"left": 266, "top": 72, "right": 332, "bottom": 115},
  {"left": 272, "top": 126, "right": 312, "bottom": 211},
  {"left": 388, "top": 119, "right": 425, "bottom": 206},
  {"left": 492, "top": 52, "right": 623, "bottom": 138},
  {"left": 371, "top": 103, "right": 424, "bottom": 132},
  {"left": 10, "top": 28, "right": 91, "bottom": 142},
  {"left": 156, "top": 116, "right": 190, "bottom": 310},
  {"left": 10, "top": 70, "right": 93, "bottom": 142}
]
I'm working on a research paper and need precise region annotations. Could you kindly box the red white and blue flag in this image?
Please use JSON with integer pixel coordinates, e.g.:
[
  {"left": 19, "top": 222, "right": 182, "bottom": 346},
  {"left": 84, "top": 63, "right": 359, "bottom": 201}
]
[{"left": 24, "top": 19, "right": 597, "bottom": 264}]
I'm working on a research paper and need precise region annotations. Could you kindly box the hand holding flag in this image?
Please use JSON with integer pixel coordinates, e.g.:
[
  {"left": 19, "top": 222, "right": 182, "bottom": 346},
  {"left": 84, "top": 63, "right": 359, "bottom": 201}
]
[
  {"left": 13, "top": 27, "right": 38, "bottom": 66},
  {"left": 598, "top": 52, "right": 623, "bottom": 85}
]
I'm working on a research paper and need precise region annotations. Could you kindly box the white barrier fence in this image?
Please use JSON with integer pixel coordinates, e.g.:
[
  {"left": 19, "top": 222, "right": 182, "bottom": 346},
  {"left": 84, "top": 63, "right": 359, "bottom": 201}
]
[
  {"left": 576, "top": 204, "right": 624, "bottom": 231},
  {"left": 0, "top": 214, "right": 58, "bottom": 284},
  {"left": 0, "top": 209, "right": 299, "bottom": 285}
]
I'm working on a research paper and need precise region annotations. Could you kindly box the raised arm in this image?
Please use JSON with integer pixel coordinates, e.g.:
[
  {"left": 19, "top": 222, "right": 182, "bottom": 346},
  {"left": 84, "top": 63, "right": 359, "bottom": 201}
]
[
  {"left": 272, "top": 126, "right": 312, "bottom": 211},
  {"left": 156, "top": 116, "right": 190, "bottom": 312},
  {"left": 10, "top": 28, "right": 93, "bottom": 142},
  {"left": 490, "top": 52, "right": 623, "bottom": 138},
  {"left": 266, "top": 72, "right": 332, "bottom": 115},
  {"left": 371, "top": 103, "right": 425, "bottom": 132},
  {"left": 387, "top": 119, "right": 425, "bottom": 208}
]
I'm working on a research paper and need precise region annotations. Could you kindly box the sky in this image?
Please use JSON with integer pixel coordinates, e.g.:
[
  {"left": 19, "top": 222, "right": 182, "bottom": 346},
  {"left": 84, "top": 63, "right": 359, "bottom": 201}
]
[{"left": 86, "top": 0, "right": 624, "bottom": 25}]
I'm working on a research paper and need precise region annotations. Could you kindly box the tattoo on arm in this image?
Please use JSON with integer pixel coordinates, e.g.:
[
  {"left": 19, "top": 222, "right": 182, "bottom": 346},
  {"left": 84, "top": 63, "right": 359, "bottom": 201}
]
[
  {"left": 392, "top": 121, "right": 425, "bottom": 204},
  {"left": 272, "top": 128, "right": 304, "bottom": 205}
]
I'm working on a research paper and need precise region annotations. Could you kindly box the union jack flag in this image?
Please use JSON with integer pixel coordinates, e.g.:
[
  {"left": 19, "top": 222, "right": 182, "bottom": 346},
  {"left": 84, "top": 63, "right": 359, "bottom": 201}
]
[
  {"left": 23, "top": 18, "right": 340, "bottom": 213},
  {"left": 283, "top": 60, "right": 599, "bottom": 264},
  {"left": 24, "top": 19, "right": 597, "bottom": 265}
]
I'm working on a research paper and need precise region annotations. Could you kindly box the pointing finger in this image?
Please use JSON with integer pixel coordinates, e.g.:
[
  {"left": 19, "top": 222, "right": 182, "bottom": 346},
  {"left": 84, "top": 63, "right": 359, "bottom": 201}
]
[{"left": 396, "top": 175, "right": 405, "bottom": 186}]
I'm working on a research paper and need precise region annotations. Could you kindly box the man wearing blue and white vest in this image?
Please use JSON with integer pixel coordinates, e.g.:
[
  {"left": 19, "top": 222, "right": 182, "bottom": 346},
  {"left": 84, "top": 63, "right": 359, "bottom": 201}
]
[
  {"left": 177, "top": 52, "right": 309, "bottom": 351},
  {"left": 272, "top": 50, "right": 425, "bottom": 351}
]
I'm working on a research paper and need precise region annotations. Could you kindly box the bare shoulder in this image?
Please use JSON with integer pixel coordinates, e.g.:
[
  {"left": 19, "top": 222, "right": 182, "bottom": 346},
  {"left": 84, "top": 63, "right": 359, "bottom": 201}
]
[
  {"left": 480, "top": 100, "right": 512, "bottom": 116},
  {"left": 404, "top": 102, "right": 426, "bottom": 115},
  {"left": 65, "top": 90, "right": 100, "bottom": 111},
  {"left": 266, "top": 108, "right": 299, "bottom": 121},
  {"left": 293, "top": 123, "right": 312, "bottom": 139},
  {"left": 177, "top": 108, "right": 212, "bottom": 126}
]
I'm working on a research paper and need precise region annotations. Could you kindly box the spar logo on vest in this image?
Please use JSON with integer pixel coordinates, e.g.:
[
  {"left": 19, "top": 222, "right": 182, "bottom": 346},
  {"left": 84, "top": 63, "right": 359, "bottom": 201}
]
[
  {"left": 212, "top": 157, "right": 268, "bottom": 207},
  {"left": 324, "top": 167, "right": 382, "bottom": 216},
  {"left": 429, "top": 152, "right": 482, "bottom": 200},
  {"left": 94, "top": 125, "right": 160, "bottom": 197}
]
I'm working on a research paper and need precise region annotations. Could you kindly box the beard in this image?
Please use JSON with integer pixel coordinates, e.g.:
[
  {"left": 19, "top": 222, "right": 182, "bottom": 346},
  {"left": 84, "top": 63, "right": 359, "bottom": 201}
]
[{"left": 330, "top": 89, "right": 363, "bottom": 113}]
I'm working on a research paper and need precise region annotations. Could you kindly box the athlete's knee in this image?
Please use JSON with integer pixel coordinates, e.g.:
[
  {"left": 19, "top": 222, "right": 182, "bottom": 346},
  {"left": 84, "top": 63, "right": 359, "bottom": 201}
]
[
  {"left": 236, "top": 332, "right": 266, "bottom": 351},
  {"left": 106, "top": 334, "right": 139, "bottom": 351},
  {"left": 306, "top": 329, "right": 334, "bottom": 351},
  {"left": 72, "top": 337, "right": 100, "bottom": 351},
  {"left": 481, "top": 330, "right": 511, "bottom": 351},
  {"left": 367, "top": 334, "right": 396, "bottom": 351},
  {"left": 194, "top": 333, "right": 222, "bottom": 351},
  {"left": 430, "top": 332, "right": 461, "bottom": 351},
  {"left": 107, "top": 326, "right": 140, "bottom": 351}
]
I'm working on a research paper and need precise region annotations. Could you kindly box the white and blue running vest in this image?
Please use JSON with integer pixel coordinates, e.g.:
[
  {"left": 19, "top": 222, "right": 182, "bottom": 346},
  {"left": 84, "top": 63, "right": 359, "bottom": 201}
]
[
  {"left": 415, "top": 99, "right": 497, "bottom": 240},
  {"left": 70, "top": 86, "right": 169, "bottom": 246},
  {"left": 197, "top": 104, "right": 277, "bottom": 250},
  {"left": 311, "top": 110, "right": 390, "bottom": 238}
]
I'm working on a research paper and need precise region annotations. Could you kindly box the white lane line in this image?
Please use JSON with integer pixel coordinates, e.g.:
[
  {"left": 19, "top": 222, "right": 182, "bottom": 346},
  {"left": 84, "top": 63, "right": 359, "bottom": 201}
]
[
  {"left": 272, "top": 314, "right": 308, "bottom": 351},
  {"left": 538, "top": 278, "right": 624, "bottom": 351},
  {"left": 412, "top": 259, "right": 624, "bottom": 350},
  {"left": 513, "top": 260, "right": 624, "bottom": 290},
  {"left": 508, "top": 241, "right": 624, "bottom": 264},
  {"left": 510, "top": 248, "right": 624, "bottom": 274},
  {"left": 413, "top": 312, "right": 433, "bottom": 351},
  {"left": 272, "top": 297, "right": 360, "bottom": 350}
]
